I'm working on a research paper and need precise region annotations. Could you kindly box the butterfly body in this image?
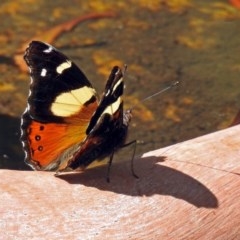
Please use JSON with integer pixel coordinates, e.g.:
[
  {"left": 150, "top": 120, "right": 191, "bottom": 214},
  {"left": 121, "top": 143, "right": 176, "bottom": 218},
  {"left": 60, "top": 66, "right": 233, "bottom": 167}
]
[{"left": 21, "top": 41, "right": 131, "bottom": 173}]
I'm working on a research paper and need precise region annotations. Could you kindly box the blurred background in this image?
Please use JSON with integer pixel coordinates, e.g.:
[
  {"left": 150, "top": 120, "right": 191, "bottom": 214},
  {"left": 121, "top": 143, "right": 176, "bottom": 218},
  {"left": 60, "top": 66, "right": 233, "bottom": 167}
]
[{"left": 0, "top": 0, "right": 239, "bottom": 170}]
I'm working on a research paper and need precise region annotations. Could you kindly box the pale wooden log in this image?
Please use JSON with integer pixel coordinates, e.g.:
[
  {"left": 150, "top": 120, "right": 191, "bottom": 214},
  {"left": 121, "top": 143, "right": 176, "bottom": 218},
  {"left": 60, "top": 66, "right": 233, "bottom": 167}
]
[{"left": 0, "top": 125, "right": 240, "bottom": 239}]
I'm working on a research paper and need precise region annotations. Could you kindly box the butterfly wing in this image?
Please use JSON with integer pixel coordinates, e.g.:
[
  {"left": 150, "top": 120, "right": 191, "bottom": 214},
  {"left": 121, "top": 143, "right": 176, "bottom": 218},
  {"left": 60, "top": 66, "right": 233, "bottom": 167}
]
[
  {"left": 21, "top": 41, "right": 98, "bottom": 170},
  {"left": 86, "top": 66, "right": 124, "bottom": 134},
  {"left": 66, "top": 66, "right": 131, "bottom": 170}
]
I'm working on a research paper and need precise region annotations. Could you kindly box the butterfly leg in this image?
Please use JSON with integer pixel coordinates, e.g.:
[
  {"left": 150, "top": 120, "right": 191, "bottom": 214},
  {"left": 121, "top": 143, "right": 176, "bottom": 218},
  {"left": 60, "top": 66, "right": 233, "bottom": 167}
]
[
  {"left": 121, "top": 140, "right": 139, "bottom": 179},
  {"left": 106, "top": 151, "right": 115, "bottom": 183},
  {"left": 106, "top": 140, "right": 139, "bottom": 183}
]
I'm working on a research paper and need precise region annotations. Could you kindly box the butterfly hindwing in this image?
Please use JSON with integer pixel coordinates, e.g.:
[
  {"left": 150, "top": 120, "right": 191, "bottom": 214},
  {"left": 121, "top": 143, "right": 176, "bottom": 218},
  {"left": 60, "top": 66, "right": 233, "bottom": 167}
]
[{"left": 86, "top": 66, "right": 124, "bottom": 134}]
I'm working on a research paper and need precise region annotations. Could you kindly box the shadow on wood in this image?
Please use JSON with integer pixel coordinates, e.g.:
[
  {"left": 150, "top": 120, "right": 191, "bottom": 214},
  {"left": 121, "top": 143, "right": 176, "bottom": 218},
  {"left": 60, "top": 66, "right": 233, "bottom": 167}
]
[
  {"left": 0, "top": 125, "right": 239, "bottom": 239},
  {"left": 58, "top": 155, "right": 218, "bottom": 208}
]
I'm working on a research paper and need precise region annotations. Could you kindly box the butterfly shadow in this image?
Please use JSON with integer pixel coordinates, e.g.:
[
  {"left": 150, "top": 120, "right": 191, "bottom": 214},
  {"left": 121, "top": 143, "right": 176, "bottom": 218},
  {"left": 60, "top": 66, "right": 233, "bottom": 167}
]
[{"left": 57, "top": 155, "right": 218, "bottom": 209}]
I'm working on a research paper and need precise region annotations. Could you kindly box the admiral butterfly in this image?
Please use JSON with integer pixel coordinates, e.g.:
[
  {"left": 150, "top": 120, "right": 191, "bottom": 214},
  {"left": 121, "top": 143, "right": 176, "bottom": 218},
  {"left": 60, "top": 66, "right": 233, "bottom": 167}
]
[{"left": 21, "top": 41, "right": 132, "bottom": 180}]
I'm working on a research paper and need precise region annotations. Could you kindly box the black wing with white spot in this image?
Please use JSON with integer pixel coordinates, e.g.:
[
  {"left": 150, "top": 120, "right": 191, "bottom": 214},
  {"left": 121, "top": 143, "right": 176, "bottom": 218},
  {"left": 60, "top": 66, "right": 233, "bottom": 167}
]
[{"left": 24, "top": 41, "right": 97, "bottom": 122}]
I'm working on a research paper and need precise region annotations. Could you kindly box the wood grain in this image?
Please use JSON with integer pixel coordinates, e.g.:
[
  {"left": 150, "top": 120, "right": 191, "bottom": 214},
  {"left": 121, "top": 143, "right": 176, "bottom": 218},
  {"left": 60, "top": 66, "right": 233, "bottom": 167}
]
[{"left": 0, "top": 125, "right": 240, "bottom": 239}]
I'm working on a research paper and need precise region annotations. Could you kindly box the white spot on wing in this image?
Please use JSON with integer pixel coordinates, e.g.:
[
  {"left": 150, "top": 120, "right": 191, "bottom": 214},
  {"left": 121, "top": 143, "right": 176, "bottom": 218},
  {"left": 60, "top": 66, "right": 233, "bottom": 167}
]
[
  {"left": 56, "top": 60, "right": 72, "bottom": 74},
  {"left": 30, "top": 76, "right": 33, "bottom": 84},
  {"left": 112, "top": 78, "right": 123, "bottom": 93},
  {"left": 27, "top": 103, "right": 31, "bottom": 111},
  {"left": 105, "top": 89, "right": 110, "bottom": 96},
  {"left": 43, "top": 46, "right": 53, "bottom": 53},
  {"left": 41, "top": 68, "right": 47, "bottom": 77}
]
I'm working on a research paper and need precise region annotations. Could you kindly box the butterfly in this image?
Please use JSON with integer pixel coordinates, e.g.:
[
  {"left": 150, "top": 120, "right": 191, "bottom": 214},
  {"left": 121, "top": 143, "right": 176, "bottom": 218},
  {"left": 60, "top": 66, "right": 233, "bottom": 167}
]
[{"left": 21, "top": 41, "right": 133, "bottom": 180}]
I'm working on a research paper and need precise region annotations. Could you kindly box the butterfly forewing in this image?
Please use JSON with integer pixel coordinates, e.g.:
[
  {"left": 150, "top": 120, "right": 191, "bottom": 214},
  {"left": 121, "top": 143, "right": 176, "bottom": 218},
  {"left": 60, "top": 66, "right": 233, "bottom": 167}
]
[{"left": 24, "top": 40, "right": 98, "bottom": 122}]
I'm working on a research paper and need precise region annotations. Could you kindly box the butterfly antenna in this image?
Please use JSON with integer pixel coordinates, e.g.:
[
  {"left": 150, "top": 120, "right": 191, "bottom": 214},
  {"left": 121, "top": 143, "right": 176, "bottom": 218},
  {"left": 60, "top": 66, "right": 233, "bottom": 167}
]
[
  {"left": 122, "top": 64, "right": 128, "bottom": 76},
  {"left": 130, "top": 80, "right": 180, "bottom": 111},
  {"left": 125, "top": 79, "right": 179, "bottom": 179}
]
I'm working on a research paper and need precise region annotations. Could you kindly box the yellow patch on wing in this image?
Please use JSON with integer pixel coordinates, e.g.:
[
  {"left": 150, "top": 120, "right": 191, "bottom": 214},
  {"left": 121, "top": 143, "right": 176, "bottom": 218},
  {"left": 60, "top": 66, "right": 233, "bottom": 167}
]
[
  {"left": 102, "top": 97, "right": 122, "bottom": 115},
  {"left": 56, "top": 60, "right": 72, "bottom": 74},
  {"left": 51, "top": 86, "right": 96, "bottom": 117},
  {"left": 112, "top": 77, "right": 123, "bottom": 93}
]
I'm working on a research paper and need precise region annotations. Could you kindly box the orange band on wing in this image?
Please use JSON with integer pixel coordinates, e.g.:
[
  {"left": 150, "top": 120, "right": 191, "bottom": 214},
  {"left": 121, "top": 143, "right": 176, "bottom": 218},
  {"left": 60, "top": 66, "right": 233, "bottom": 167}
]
[{"left": 25, "top": 101, "right": 98, "bottom": 170}]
